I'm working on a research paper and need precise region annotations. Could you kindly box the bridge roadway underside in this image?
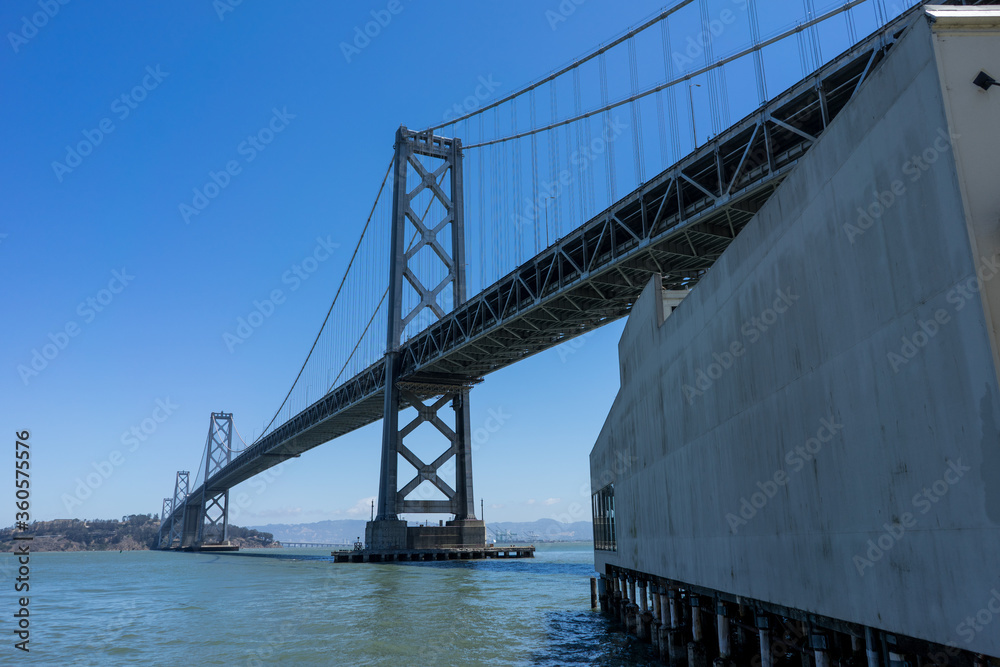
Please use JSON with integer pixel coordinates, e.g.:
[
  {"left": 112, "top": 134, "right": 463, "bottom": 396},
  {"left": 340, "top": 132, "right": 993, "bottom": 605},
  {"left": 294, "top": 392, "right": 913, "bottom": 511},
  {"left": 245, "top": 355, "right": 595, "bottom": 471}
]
[{"left": 166, "top": 6, "right": 927, "bottom": 526}]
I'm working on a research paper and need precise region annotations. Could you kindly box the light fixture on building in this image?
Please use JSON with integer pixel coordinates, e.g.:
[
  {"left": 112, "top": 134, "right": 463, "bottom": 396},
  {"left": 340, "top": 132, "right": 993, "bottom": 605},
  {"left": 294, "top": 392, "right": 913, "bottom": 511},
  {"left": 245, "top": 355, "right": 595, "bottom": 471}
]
[{"left": 973, "top": 70, "right": 997, "bottom": 91}]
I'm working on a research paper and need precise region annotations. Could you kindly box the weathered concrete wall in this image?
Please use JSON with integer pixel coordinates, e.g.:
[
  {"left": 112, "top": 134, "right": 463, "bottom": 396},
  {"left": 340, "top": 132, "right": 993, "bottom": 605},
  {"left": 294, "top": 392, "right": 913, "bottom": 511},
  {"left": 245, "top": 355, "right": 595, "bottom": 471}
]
[{"left": 592, "top": 9, "right": 1000, "bottom": 657}]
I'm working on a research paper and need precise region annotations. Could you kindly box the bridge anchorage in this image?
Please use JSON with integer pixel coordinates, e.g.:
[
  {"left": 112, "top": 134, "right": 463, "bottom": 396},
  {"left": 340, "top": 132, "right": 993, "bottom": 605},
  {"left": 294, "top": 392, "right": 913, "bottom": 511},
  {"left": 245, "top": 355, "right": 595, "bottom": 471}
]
[
  {"left": 157, "top": 413, "right": 238, "bottom": 551},
  {"left": 365, "top": 127, "right": 487, "bottom": 555}
]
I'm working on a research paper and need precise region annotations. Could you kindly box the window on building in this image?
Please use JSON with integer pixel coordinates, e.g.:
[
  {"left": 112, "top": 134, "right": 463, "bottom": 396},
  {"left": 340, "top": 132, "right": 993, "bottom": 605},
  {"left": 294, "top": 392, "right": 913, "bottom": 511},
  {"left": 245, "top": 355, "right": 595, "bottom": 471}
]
[{"left": 592, "top": 483, "right": 616, "bottom": 551}]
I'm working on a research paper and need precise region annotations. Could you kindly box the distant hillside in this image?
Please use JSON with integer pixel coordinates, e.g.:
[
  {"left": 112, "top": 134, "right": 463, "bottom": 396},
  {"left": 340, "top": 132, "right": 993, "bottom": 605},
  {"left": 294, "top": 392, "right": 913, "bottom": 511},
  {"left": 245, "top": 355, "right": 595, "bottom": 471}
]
[
  {"left": 0, "top": 515, "right": 276, "bottom": 551},
  {"left": 250, "top": 519, "right": 593, "bottom": 544}
]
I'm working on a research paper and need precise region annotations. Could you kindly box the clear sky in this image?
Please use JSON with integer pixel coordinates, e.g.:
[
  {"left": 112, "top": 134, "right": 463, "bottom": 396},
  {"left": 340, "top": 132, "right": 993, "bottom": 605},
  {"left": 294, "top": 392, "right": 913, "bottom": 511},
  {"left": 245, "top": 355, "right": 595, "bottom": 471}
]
[{"left": 1, "top": 0, "right": 908, "bottom": 527}]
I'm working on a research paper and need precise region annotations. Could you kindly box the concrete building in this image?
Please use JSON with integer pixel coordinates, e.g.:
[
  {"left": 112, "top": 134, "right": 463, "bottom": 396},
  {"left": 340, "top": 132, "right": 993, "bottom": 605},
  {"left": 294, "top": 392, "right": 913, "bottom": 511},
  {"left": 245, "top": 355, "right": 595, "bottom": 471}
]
[{"left": 591, "top": 6, "right": 1000, "bottom": 665}]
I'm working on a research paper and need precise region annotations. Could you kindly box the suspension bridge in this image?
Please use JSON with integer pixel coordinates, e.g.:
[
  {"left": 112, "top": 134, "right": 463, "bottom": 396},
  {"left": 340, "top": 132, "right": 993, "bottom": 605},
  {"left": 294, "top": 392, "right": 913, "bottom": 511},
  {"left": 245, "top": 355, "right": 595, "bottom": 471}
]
[{"left": 156, "top": 0, "right": 985, "bottom": 551}]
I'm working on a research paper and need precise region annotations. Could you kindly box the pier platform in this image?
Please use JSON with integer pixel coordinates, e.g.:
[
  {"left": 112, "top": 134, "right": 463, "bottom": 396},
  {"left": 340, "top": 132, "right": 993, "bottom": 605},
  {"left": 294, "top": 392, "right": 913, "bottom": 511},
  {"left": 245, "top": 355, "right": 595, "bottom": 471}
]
[{"left": 331, "top": 545, "right": 534, "bottom": 563}]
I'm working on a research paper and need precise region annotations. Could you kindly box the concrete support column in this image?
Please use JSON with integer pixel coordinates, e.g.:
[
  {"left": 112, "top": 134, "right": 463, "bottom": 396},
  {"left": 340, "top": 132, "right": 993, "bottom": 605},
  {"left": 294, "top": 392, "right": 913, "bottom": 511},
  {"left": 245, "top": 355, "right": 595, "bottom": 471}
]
[
  {"left": 668, "top": 589, "right": 688, "bottom": 666},
  {"left": 848, "top": 634, "right": 864, "bottom": 666},
  {"left": 617, "top": 576, "right": 626, "bottom": 625},
  {"left": 865, "top": 627, "right": 881, "bottom": 667},
  {"left": 800, "top": 623, "right": 814, "bottom": 667},
  {"left": 608, "top": 576, "right": 618, "bottom": 617},
  {"left": 812, "top": 632, "right": 831, "bottom": 667},
  {"left": 757, "top": 615, "right": 773, "bottom": 667},
  {"left": 735, "top": 605, "right": 749, "bottom": 657},
  {"left": 688, "top": 595, "right": 707, "bottom": 667},
  {"left": 638, "top": 581, "right": 651, "bottom": 641},
  {"left": 598, "top": 575, "right": 608, "bottom": 612},
  {"left": 657, "top": 589, "right": 671, "bottom": 662},
  {"left": 625, "top": 578, "right": 638, "bottom": 634},
  {"left": 713, "top": 601, "right": 732, "bottom": 667},
  {"left": 691, "top": 596, "right": 703, "bottom": 642},
  {"left": 651, "top": 586, "right": 663, "bottom": 654}
]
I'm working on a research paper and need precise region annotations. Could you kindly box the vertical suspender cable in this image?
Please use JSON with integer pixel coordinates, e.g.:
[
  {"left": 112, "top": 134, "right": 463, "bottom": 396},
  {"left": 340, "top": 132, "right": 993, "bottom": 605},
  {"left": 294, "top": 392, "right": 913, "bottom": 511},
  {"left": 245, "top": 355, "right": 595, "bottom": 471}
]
[
  {"left": 628, "top": 36, "right": 645, "bottom": 184},
  {"left": 530, "top": 90, "right": 541, "bottom": 256},
  {"left": 599, "top": 52, "right": 616, "bottom": 203}
]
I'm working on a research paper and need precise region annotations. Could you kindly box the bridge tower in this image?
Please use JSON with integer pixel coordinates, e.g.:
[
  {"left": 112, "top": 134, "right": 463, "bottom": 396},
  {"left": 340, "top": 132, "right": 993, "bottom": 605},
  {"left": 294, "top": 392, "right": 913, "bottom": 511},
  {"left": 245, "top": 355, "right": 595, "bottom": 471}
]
[
  {"left": 192, "top": 412, "right": 233, "bottom": 547},
  {"left": 156, "top": 497, "right": 172, "bottom": 548},
  {"left": 165, "top": 470, "right": 189, "bottom": 549},
  {"left": 367, "top": 127, "right": 485, "bottom": 551}
]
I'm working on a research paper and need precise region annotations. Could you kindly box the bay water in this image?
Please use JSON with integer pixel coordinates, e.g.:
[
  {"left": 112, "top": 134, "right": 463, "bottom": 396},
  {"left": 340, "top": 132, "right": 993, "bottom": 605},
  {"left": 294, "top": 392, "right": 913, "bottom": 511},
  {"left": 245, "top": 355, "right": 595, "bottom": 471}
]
[{"left": 8, "top": 542, "right": 657, "bottom": 666}]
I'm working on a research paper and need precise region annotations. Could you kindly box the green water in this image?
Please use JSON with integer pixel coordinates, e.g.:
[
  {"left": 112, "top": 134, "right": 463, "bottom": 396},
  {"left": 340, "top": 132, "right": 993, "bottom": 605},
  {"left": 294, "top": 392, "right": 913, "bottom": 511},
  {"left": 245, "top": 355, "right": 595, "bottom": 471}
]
[{"left": 6, "top": 542, "right": 657, "bottom": 666}]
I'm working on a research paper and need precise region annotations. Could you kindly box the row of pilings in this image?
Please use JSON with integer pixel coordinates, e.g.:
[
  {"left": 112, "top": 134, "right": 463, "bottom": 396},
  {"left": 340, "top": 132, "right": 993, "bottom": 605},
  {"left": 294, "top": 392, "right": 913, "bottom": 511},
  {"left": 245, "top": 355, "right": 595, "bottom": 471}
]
[{"left": 595, "top": 569, "right": 994, "bottom": 667}]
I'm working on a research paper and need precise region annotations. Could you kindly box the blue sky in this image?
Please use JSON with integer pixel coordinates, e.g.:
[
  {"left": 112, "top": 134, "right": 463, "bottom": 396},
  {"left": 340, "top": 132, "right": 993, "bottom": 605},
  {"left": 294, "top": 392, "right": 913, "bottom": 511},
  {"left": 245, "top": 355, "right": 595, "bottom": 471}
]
[{"left": 1, "top": 0, "right": 906, "bottom": 526}]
